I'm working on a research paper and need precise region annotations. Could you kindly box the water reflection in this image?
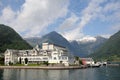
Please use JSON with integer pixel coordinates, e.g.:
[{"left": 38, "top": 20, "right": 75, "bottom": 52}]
[
  {"left": 1, "top": 67, "right": 120, "bottom": 80},
  {"left": 3, "top": 69, "right": 69, "bottom": 80}
]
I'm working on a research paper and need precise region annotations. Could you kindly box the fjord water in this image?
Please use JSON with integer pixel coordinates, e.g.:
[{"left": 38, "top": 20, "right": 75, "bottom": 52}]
[{"left": 0, "top": 66, "right": 120, "bottom": 80}]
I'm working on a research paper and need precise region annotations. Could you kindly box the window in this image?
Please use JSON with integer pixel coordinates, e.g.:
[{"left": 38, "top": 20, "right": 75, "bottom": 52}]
[
  {"left": 54, "top": 57, "right": 56, "bottom": 60},
  {"left": 36, "top": 58, "right": 41, "bottom": 60},
  {"left": 33, "top": 51, "right": 35, "bottom": 53},
  {"left": 29, "top": 58, "right": 32, "bottom": 60},
  {"left": 65, "top": 57, "right": 67, "bottom": 60},
  {"left": 53, "top": 53, "right": 57, "bottom": 55},
  {"left": 59, "top": 57, "right": 61, "bottom": 59},
  {"left": 21, "top": 58, "right": 23, "bottom": 60},
  {"left": 43, "top": 58, "right": 48, "bottom": 60}
]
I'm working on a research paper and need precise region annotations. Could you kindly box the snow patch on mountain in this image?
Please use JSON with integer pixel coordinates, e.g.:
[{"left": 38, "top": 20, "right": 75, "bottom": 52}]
[{"left": 76, "top": 36, "right": 96, "bottom": 43}]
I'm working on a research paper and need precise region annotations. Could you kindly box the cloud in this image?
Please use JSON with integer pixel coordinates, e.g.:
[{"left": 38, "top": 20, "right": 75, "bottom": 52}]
[
  {"left": 58, "top": 13, "right": 79, "bottom": 31},
  {"left": 100, "top": 1, "right": 120, "bottom": 22},
  {"left": 62, "top": 29, "right": 84, "bottom": 41},
  {"left": 62, "top": 0, "right": 120, "bottom": 40},
  {"left": 100, "top": 1, "right": 120, "bottom": 36},
  {"left": 100, "top": 34, "right": 111, "bottom": 38},
  {"left": 62, "top": 0, "right": 105, "bottom": 40},
  {"left": 0, "top": 6, "right": 16, "bottom": 24},
  {"left": 0, "top": 0, "right": 120, "bottom": 40},
  {"left": 0, "top": 0, "right": 69, "bottom": 37},
  {"left": 79, "top": 0, "right": 103, "bottom": 27}
]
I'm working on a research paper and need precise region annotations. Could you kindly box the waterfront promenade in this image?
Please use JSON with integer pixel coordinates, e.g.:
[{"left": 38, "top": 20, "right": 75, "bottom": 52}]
[{"left": 0, "top": 65, "right": 87, "bottom": 70}]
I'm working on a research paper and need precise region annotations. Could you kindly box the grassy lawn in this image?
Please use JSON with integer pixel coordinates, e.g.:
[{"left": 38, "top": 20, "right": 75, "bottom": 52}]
[
  {"left": 12, "top": 64, "right": 24, "bottom": 66},
  {"left": 6, "top": 63, "right": 48, "bottom": 66},
  {"left": 28, "top": 64, "right": 40, "bottom": 66},
  {"left": 0, "top": 64, "right": 4, "bottom": 66}
]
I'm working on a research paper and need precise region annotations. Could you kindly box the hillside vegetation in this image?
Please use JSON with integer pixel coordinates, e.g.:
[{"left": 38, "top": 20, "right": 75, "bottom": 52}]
[
  {"left": 91, "top": 31, "right": 120, "bottom": 61},
  {"left": 0, "top": 24, "right": 32, "bottom": 53}
]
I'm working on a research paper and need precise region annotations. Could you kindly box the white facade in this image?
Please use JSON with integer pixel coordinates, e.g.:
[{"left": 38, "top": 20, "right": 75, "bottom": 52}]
[
  {"left": 4, "top": 49, "right": 18, "bottom": 65},
  {"left": 4, "top": 43, "right": 74, "bottom": 66}
]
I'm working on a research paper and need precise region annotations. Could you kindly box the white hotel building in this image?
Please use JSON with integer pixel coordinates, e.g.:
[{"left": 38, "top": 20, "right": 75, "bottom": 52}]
[{"left": 4, "top": 43, "right": 74, "bottom": 66}]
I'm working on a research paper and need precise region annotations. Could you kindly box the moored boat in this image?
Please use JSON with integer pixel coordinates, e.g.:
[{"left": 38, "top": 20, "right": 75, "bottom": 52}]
[{"left": 91, "top": 63, "right": 101, "bottom": 67}]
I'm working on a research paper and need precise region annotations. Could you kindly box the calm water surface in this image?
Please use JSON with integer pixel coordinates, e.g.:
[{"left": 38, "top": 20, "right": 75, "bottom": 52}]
[{"left": 0, "top": 66, "right": 120, "bottom": 80}]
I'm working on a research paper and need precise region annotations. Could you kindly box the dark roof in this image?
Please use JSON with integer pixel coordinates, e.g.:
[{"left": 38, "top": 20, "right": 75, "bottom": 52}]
[{"left": 49, "top": 43, "right": 66, "bottom": 48}]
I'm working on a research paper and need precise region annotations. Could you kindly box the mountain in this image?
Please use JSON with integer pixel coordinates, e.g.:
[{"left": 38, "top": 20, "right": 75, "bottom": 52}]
[
  {"left": 38, "top": 31, "right": 80, "bottom": 55},
  {"left": 70, "top": 36, "right": 107, "bottom": 56},
  {"left": 24, "top": 37, "right": 41, "bottom": 47},
  {"left": 25, "top": 31, "right": 107, "bottom": 57},
  {"left": 0, "top": 24, "right": 32, "bottom": 53},
  {"left": 25, "top": 31, "right": 85, "bottom": 56},
  {"left": 90, "top": 31, "right": 120, "bottom": 61}
]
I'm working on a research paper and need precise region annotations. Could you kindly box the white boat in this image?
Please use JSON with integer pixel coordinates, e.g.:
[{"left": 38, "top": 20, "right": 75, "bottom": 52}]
[{"left": 90, "top": 63, "right": 101, "bottom": 67}]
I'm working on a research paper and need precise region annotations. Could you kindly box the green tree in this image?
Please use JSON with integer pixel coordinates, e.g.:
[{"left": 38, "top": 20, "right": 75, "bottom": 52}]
[
  {"left": 9, "top": 61, "right": 13, "bottom": 65},
  {"left": 24, "top": 58, "right": 28, "bottom": 64},
  {"left": 0, "top": 24, "right": 32, "bottom": 53},
  {"left": 19, "top": 57, "right": 22, "bottom": 64},
  {"left": 75, "top": 56, "right": 79, "bottom": 61},
  {"left": 0, "top": 57, "right": 4, "bottom": 65},
  {"left": 43, "top": 61, "right": 49, "bottom": 66},
  {"left": 79, "top": 59, "right": 83, "bottom": 65}
]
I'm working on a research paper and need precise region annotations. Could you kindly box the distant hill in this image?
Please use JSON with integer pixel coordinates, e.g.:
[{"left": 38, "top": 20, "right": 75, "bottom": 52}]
[
  {"left": 0, "top": 24, "right": 32, "bottom": 53},
  {"left": 90, "top": 31, "right": 120, "bottom": 61},
  {"left": 24, "top": 37, "right": 41, "bottom": 47},
  {"left": 70, "top": 36, "right": 107, "bottom": 56}
]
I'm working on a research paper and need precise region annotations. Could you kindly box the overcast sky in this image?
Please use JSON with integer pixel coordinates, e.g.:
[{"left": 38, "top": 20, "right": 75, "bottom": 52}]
[{"left": 0, "top": 0, "right": 120, "bottom": 40}]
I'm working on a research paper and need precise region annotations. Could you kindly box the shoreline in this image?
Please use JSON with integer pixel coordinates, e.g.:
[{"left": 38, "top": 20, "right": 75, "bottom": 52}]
[
  {"left": 0, "top": 65, "right": 87, "bottom": 70},
  {"left": 107, "top": 64, "right": 120, "bottom": 66}
]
